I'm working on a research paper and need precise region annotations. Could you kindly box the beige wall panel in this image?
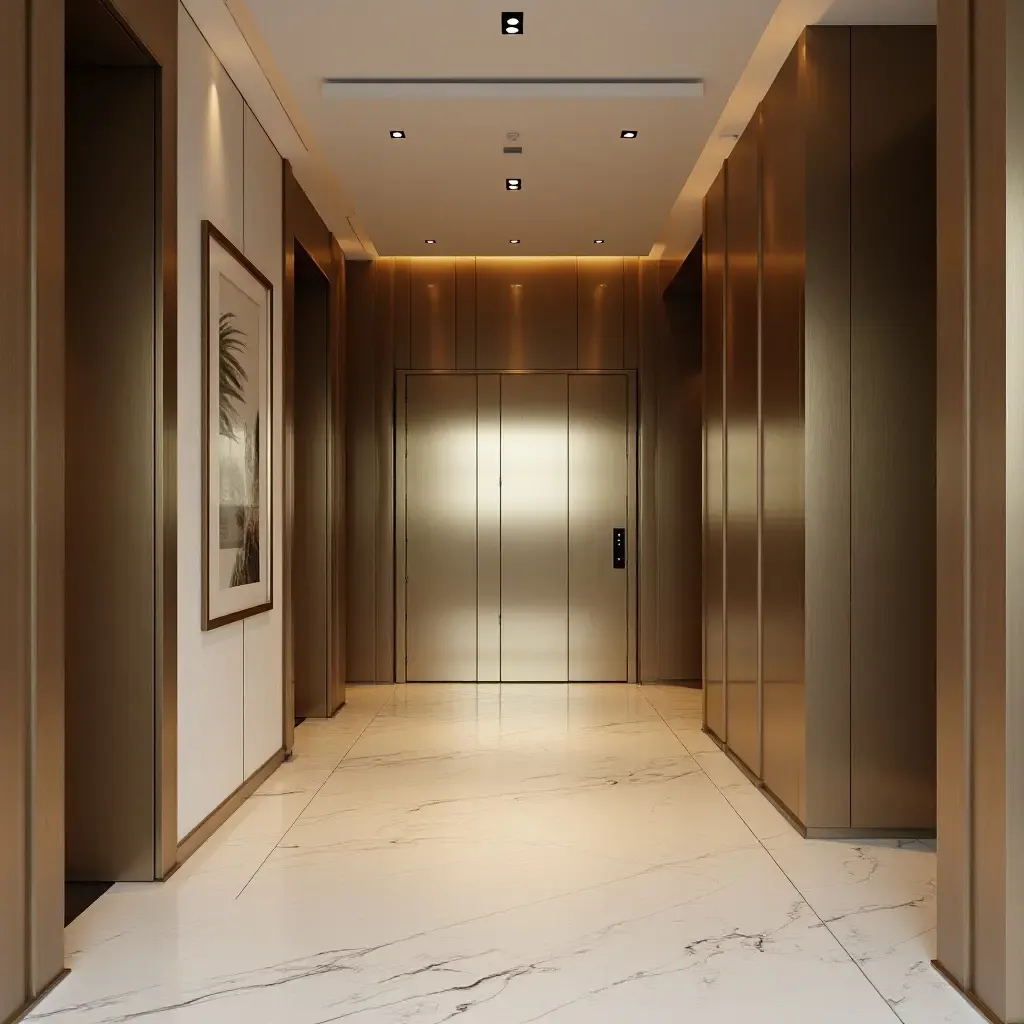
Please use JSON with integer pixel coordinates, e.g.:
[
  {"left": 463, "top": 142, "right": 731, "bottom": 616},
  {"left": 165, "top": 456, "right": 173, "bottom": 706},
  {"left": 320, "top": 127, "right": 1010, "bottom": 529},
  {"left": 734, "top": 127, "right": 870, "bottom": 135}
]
[
  {"left": 476, "top": 259, "right": 578, "bottom": 369},
  {"left": 478, "top": 376, "right": 501, "bottom": 681},
  {"left": 345, "top": 261, "right": 379, "bottom": 682},
  {"left": 725, "top": 118, "right": 761, "bottom": 777},
  {"left": 569, "top": 375, "right": 629, "bottom": 680},
  {"left": 0, "top": 2, "right": 30, "bottom": 1015},
  {"left": 623, "top": 258, "right": 640, "bottom": 370},
  {"left": 578, "top": 258, "right": 625, "bottom": 370},
  {"left": 456, "top": 257, "right": 477, "bottom": 369},
  {"left": 935, "top": 0, "right": 970, "bottom": 985},
  {"left": 501, "top": 374, "right": 569, "bottom": 680},
  {"left": 703, "top": 173, "right": 728, "bottom": 739},
  {"left": 405, "top": 376, "right": 478, "bottom": 681},
  {"left": 849, "top": 27, "right": 937, "bottom": 830},
  {"left": 411, "top": 258, "right": 457, "bottom": 370},
  {"left": 759, "top": 47, "right": 806, "bottom": 817},
  {"left": 65, "top": 66, "right": 158, "bottom": 879}
]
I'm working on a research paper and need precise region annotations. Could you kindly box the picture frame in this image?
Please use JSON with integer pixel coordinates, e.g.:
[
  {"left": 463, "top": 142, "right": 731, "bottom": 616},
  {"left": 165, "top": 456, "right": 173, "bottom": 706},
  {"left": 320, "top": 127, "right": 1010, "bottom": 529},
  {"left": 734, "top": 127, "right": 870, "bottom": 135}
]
[{"left": 201, "top": 220, "right": 274, "bottom": 630}]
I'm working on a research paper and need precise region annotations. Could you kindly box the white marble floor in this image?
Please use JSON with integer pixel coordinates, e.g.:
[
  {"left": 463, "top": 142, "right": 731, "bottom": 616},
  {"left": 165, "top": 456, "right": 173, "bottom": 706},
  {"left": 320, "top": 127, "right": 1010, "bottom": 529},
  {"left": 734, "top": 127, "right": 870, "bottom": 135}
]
[{"left": 34, "top": 684, "right": 980, "bottom": 1023}]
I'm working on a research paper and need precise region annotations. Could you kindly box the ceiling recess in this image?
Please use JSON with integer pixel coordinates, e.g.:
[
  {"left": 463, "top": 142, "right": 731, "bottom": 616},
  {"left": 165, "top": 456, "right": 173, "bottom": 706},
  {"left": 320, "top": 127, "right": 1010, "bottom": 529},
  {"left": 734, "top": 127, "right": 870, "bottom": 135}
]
[{"left": 322, "top": 78, "right": 704, "bottom": 99}]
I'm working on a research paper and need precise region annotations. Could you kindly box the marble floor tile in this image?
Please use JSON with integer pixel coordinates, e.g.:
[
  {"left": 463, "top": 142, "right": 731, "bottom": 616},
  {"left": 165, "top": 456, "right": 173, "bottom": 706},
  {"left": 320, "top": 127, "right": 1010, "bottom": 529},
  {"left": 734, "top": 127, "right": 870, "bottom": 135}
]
[{"left": 33, "top": 683, "right": 982, "bottom": 1024}]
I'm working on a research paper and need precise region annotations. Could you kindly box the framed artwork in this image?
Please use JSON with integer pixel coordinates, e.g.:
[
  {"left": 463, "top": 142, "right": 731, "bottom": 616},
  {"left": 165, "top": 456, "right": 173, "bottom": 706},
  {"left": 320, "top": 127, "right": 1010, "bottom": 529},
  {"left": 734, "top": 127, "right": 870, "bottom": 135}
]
[{"left": 202, "top": 220, "right": 273, "bottom": 630}]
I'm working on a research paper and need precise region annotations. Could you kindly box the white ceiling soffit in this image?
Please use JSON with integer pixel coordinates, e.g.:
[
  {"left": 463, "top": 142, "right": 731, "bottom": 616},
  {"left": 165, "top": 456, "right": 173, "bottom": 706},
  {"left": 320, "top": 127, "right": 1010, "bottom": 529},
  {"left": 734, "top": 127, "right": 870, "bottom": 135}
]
[
  {"left": 223, "top": 0, "right": 781, "bottom": 258},
  {"left": 654, "top": 0, "right": 937, "bottom": 262}
]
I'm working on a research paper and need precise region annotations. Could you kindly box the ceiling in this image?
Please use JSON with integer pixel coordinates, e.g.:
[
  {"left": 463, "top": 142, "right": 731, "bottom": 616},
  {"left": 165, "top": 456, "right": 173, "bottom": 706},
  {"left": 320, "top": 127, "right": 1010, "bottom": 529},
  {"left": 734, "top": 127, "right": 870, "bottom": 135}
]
[{"left": 191, "top": 0, "right": 937, "bottom": 260}]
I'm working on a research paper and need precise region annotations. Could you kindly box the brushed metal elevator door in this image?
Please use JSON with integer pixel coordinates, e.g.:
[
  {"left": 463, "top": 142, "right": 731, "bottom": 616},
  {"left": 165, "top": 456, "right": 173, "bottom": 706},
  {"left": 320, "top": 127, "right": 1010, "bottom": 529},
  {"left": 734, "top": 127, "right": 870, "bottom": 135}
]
[
  {"left": 405, "top": 374, "right": 478, "bottom": 680},
  {"left": 500, "top": 374, "right": 570, "bottom": 681},
  {"left": 568, "top": 375, "right": 629, "bottom": 681}
]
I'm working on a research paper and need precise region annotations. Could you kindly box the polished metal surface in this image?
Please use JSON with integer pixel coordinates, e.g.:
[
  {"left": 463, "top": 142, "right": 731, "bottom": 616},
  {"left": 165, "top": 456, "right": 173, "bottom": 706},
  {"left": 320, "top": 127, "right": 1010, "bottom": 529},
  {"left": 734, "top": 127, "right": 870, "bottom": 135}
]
[
  {"left": 0, "top": 4, "right": 31, "bottom": 1015},
  {"left": 405, "top": 375, "right": 479, "bottom": 680},
  {"left": 577, "top": 258, "right": 625, "bottom": 370},
  {"left": 478, "top": 375, "right": 502, "bottom": 680},
  {"left": 500, "top": 374, "right": 570, "bottom": 680},
  {"left": 292, "top": 247, "right": 331, "bottom": 716},
  {"left": 703, "top": 168, "right": 727, "bottom": 740},
  {"left": 637, "top": 260, "right": 659, "bottom": 682},
  {"left": 724, "top": 116, "right": 761, "bottom": 777},
  {"left": 455, "top": 257, "right": 477, "bottom": 368},
  {"left": 802, "top": 27, "right": 852, "bottom": 828},
  {"left": 65, "top": 63, "right": 158, "bottom": 880},
  {"left": 759, "top": 43, "right": 805, "bottom": 818},
  {"left": 476, "top": 259, "right": 578, "bottom": 370},
  {"left": 623, "top": 258, "right": 640, "bottom": 371},
  {"left": 376, "top": 262, "right": 396, "bottom": 684},
  {"left": 849, "top": 27, "right": 936, "bottom": 830},
  {"left": 411, "top": 259, "right": 457, "bottom": 369},
  {"left": 568, "top": 375, "right": 629, "bottom": 680}
]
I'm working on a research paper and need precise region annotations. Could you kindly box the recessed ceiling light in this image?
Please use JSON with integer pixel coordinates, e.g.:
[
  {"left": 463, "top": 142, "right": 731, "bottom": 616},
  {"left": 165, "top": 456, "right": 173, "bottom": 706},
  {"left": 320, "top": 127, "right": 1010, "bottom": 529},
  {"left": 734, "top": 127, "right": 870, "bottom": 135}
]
[
  {"left": 390, "top": 130, "right": 406, "bottom": 139},
  {"left": 425, "top": 239, "right": 437, "bottom": 245},
  {"left": 594, "top": 239, "right": 605, "bottom": 245},
  {"left": 621, "top": 130, "right": 638, "bottom": 139},
  {"left": 506, "top": 178, "right": 522, "bottom": 190},
  {"left": 502, "top": 12, "right": 523, "bottom": 33},
  {"left": 510, "top": 239, "right": 521, "bottom": 245}
]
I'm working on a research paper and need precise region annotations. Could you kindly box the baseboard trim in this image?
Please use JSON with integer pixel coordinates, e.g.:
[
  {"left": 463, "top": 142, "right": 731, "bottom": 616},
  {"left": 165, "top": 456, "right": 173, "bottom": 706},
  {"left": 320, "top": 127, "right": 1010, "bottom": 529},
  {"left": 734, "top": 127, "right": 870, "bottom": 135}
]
[
  {"left": 931, "top": 960, "right": 1005, "bottom": 1024},
  {"left": 702, "top": 726, "right": 936, "bottom": 842},
  {"left": 7, "top": 969, "right": 70, "bottom": 1024},
  {"left": 175, "top": 749, "right": 286, "bottom": 865}
]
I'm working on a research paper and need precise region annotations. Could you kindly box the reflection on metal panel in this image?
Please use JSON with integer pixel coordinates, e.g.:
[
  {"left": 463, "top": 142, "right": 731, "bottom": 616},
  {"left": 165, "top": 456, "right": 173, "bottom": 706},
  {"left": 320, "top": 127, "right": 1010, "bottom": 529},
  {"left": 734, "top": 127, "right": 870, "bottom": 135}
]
[
  {"left": 703, "top": 169, "right": 727, "bottom": 740},
  {"left": 760, "top": 45, "right": 806, "bottom": 818},
  {"left": 411, "top": 259, "right": 457, "bottom": 369},
  {"left": 569, "top": 375, "right": 628, "bottom": 680},
  {"left": 476, "top": 259, "right": 578, "bottom": 369},
  {"left": 577, "top": 258, "right": 625, "bottom": 370},
  {"left": 725, "top": 116, "right": 762, "bottom": 777},
  {"left": 478, "top": 376, "right": 501, "bottom": 680},
  {"left": 405, "top": 375, "right": 478, "bottom": 680},
  {"left": 501, "top": 374, "right": 569, "bottom": 680},
  {"left": 455, "top": 257, "right": 477, "bottom": 369},
  {"left": 623, "top": 258, "right": 640, "bottom": 370}
]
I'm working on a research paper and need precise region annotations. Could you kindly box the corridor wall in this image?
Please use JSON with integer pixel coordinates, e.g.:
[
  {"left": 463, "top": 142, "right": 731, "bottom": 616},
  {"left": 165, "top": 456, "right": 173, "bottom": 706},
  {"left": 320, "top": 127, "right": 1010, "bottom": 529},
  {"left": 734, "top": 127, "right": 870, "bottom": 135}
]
[
  {"left": 177, "top": 7, "right": 285, "bottom": 842},
  {"left": 345, "top": 257, "right": 702, "bottom": 685},
  {"left": 702, "top": 26, "right": 937, "bottom": 835}
]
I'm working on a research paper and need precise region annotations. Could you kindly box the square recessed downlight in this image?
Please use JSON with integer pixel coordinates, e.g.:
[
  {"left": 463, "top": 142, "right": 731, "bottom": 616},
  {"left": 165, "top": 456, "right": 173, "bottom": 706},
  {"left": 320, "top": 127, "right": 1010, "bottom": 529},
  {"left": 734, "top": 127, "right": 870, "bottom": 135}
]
[
  {"left": 390, "top": 130, "right": 406, "bottom": 138},
  {"left": 594, "top": 239, "right": 605, "bottom": 245},
  {"left": 502, "top": 12, "right": 523, "bottom": 34},
  {"left": 425, "top": 239, "right": 437, "bottom": 245},
  {"left": 621, "top": 130, "right": 638, "bottom": 139},
  {"left": 506, "top": 178, "right": 522, "bottom": 190},
  {"left": 510, "top": 239, "right": 521, "bottom": 244}
]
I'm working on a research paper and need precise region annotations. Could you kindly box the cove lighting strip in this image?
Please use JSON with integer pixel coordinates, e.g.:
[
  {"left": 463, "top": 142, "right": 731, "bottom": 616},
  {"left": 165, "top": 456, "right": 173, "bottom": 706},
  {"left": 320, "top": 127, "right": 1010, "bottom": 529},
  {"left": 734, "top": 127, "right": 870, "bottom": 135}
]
[{"left": 322, "top": 77, "right": 704, "bottom": 99}]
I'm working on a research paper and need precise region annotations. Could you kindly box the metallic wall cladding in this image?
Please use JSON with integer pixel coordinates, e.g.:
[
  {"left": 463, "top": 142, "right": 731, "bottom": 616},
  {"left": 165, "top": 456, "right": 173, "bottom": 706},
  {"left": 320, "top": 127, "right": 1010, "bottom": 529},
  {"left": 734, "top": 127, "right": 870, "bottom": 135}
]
[
  {"left": 375, "top": 263, "right": 396, "bottom": 683},
  {"left": 500, "top": 374, "right": 571, "bottom": 680},
  {"left": 759, "top": 44, "right": 806, "bottom": 818},
  {"left": 476, "top": 259, "right": 578, "bottom": 369},
  {"left": 477, "top": 376, "right": 502, "bottom": 681},
  {"left": 569, "top": 375, "right": 629, "bottom": 680},
  {"left": 936, "top": 2, "right": 1024, "bottom": 1015},
  {"left": 802, "top": 27, "right": 852, "bottom": 828},
  {"left": 405, "top": 375, "right": 479, "bottom": 680},
  {"left": 850, "top": 28, "right": 937, "bottom": 830},
  {"left": 0, "top": 4, "right": 31, "bottom": 1015},
  {"left": 410, "top": 259, "right": 457, "bottom": 370},
  {"left": 725, "top": 116, "right": 761, "bottom": 778},
  {"left": 577, "top": 258, "right": 626, "bottom": 370},
  {"left": 65, "top": 65, "right": 158, "bottom": 879},
  {"left": 702, "top": 170, "right": 728, "bottom": 741},
  {"left": 292, "top": 250, "right": 331, "bottom": 717}
]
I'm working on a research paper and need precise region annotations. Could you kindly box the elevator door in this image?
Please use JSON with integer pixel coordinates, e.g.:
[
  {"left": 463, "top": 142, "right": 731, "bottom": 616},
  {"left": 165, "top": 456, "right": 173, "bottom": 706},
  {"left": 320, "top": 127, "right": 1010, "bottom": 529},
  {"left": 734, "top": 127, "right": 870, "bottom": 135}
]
[{"left": 402, "top": 373, "right": 631, "bottom": 682}]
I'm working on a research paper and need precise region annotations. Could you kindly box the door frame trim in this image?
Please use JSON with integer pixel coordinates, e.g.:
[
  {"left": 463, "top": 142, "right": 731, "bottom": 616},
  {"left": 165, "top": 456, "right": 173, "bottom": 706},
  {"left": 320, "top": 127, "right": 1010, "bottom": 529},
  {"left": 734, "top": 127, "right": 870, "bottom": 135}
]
[{"left": 395, "top": 369, "right": 638, "bottom": 684}]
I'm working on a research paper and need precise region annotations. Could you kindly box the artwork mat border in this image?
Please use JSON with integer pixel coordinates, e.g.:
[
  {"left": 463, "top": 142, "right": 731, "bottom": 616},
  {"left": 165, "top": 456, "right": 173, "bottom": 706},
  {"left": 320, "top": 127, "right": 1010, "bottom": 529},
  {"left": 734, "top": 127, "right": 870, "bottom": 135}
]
[{"left": 201, "top": 219, "right": 275, "bottom": 630}]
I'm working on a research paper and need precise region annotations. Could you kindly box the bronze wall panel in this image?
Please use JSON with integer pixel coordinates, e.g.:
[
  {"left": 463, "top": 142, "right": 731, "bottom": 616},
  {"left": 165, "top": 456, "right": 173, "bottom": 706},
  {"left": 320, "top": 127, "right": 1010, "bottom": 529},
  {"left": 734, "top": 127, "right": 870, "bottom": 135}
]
[
  {"left": 65, "top": 65, "right": 158, "bottom": 880},
  {"left": 759, "top": 45, "right": 806, "bottom": 817},
  {"left": 476, "top": 258, "right": 578, "bottom": 369},
  {"left": 455, "top": 257, "right": 476, "bottom": 368},
  {"left": 703, "top": 169, "right": 727, "bottom": 739},
  {"left": 725, "top": 117, "right": 761, "bottom": 777},
  {"left": 638, "top": 260, "right": 660, "bottom": 681},
  {"left": 623, "top": 258, "right": 640, "bottom": 370},
  {"left": 345, "top": 260, "right": 379, "bottom": 683},
  {"left": 0, "top": 3, "right": 31, "bottom": 1016},
  {"left": 578, "top": 258, "right": 625, "bottom": 370},
  {"left": 411, "top": 258, "right": 457, "bottom": 369},
  {"left": 330, "top": 238, "right": 347, "bottom": 713},
  {"left": 392, "top": 257, "right": 411, "bottom": 369},
  {"left": 376, "top": 263, "right": 396, "bottom": 683},
  {"left": 849, "top": 27, "right": 937, "bottom": 830},
  {"left": 935, "top": 0, "right": 971, "bottom": 986}
]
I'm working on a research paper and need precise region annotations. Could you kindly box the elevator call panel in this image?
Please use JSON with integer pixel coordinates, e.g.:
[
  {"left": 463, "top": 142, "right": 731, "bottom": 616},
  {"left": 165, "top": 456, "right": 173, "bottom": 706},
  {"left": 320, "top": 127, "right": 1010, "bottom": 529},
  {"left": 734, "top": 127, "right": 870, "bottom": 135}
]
[{"left": 613, "top": 528, "right": 626, "bottom": 569}]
